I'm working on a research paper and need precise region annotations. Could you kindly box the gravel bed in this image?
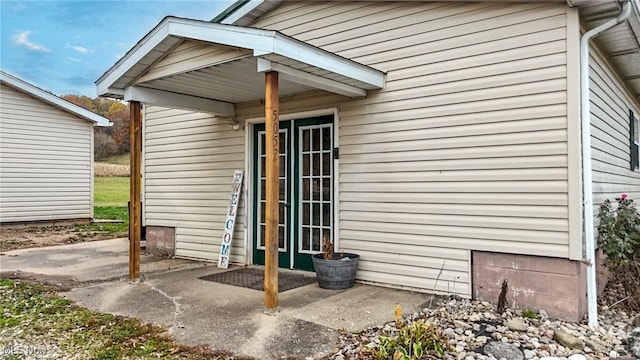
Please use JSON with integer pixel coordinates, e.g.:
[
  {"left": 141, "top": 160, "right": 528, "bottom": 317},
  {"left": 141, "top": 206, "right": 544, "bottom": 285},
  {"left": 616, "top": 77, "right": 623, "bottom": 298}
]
[{"left": 329, "top": 297, "right": 640, "bottom": 360}]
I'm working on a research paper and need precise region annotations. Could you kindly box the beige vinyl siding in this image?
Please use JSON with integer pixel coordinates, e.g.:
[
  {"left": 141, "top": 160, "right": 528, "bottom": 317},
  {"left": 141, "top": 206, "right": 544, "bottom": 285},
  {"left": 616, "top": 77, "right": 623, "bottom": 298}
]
[
  {"left": 589, "top": 45, "right": 640, "bottom": 208},
  {"left": 0, "top": 84, "right": 93, "bottom": 222},
  {"left": 144, "top": 106, "right": 246, "bottom": 263},
  {"left": 242, "top": 1, "right": 572, "bottom": 297}
]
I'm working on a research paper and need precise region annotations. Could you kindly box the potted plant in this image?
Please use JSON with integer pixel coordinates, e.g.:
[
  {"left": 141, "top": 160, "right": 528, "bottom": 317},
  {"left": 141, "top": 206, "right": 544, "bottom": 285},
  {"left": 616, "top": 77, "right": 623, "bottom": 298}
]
[{"left": 311, "top": 233, "right": 360, "bottom": 289}]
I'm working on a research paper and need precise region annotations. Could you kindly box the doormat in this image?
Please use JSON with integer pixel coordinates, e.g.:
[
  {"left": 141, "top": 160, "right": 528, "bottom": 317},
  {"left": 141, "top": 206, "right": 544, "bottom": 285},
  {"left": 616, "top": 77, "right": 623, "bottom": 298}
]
[{"left": 198, "top": 267, "right": 316, "bottom": 292}]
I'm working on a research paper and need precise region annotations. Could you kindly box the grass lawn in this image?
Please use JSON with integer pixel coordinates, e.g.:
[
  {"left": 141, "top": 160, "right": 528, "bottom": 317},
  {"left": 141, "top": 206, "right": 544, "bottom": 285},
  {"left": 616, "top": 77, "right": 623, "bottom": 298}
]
[
  {"left": 95, "top": 176, "right": 129, "bottom": 207},
  {"left": 73, "top": 206, "right": 129, "bottom": 238},
  {"left": 0, "top": 279, "right": 239, "bottom": 359},
  {"left": 86, "top": 176, "right": 131, "bottom": 237}
]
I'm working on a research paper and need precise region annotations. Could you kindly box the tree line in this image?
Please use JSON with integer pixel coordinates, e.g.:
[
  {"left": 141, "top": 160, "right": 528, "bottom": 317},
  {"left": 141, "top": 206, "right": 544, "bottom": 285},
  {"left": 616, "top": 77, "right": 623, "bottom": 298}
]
[{"left": 62, "top": 95, "right": 130, "bottom": 160}]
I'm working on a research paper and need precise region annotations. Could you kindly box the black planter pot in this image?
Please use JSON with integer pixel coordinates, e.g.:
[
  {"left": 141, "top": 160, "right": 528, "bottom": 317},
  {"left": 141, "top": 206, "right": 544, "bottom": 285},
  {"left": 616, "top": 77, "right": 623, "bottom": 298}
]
[{"left": 311, "top": 253, "right": 360, "bottom": 290}]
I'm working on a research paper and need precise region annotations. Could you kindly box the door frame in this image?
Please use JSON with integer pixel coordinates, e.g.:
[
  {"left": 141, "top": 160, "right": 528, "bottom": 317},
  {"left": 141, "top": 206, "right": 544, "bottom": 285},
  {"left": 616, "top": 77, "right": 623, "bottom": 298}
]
[{"left": 244, "top": 108, "right": 340, "bottom": 268}]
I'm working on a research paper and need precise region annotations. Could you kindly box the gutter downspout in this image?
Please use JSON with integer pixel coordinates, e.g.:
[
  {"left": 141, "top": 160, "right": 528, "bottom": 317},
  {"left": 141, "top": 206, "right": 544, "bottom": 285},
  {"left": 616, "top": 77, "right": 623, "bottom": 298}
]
[{"left": 579, "top": 0, "right": 632, "bottom": 327}]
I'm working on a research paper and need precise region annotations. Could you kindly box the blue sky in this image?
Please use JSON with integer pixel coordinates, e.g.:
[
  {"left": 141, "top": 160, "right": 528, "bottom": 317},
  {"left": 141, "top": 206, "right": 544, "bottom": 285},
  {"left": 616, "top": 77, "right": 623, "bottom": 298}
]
[{"left": 1, "top": 0, "right": 234, "bottom": 97}]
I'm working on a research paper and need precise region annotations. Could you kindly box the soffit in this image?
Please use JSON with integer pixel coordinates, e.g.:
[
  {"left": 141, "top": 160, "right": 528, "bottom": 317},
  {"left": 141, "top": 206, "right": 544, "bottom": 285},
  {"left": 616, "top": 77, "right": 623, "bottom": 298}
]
[
  {"left": 96, "top": 17, "right": 385, "bottom": 105},
  {"left": 136, "top": 57, "right": 313, "bottom": 104},
  {"left": 570, "top": 0, "right": 640, "bottom": 102}
]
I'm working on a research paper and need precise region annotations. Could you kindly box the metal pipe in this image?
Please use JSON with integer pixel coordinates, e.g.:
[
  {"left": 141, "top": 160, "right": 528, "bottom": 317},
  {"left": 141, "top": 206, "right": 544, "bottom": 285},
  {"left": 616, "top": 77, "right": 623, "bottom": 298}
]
[{"left": 579, "top": 0, "right": 632, "bottom": 327}]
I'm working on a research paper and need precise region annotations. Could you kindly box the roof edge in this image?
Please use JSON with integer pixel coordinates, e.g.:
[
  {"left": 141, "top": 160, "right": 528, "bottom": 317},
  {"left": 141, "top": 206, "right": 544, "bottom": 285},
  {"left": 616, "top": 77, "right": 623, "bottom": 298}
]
[
  {"left": 94, "top": 17, "right": 385, "bottom": 100},
  {"left": 1, "top": 70, "right": 111, "bottom": 127},
  {"left": 211, "top": 0, "right": 251, "bottom": 23}
]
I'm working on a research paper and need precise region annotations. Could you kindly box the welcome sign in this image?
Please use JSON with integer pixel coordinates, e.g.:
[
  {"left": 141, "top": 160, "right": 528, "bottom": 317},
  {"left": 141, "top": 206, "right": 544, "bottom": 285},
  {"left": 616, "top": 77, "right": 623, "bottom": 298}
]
[{"left": 217, "top": 170, "right": 244, "bottom": 268}]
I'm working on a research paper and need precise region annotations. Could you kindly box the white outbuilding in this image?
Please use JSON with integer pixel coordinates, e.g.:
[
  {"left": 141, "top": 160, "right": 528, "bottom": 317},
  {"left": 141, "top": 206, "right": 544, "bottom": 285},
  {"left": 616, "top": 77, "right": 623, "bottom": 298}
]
[{"left": 0, "top": 71, "right": 110, "bottom": 223}]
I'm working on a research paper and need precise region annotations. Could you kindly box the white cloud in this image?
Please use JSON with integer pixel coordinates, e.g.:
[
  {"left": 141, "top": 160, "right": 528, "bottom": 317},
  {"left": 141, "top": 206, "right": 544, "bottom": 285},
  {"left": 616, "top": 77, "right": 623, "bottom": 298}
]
[
  {"left": 66, "top": 43, "right": 89, "bottom": 54},
  {"left": 66, "top": 57, "right": 81, "bottom": 63},
  {"left": 13, "top": 31, "right": 51, "bottom": 52}
]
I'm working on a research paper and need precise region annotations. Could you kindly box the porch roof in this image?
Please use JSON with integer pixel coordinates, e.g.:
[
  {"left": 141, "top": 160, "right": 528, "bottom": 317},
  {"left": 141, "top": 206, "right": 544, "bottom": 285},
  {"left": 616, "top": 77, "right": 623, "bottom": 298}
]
[{"left": 95, "top": 17, "right": 386, "bottom": 117}]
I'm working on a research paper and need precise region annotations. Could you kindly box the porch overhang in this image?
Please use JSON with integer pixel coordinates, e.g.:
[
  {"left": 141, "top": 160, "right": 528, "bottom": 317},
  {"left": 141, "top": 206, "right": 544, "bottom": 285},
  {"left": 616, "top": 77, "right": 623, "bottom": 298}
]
[{"left": 95, "top": 16, "right": 385, "bottom": 117}]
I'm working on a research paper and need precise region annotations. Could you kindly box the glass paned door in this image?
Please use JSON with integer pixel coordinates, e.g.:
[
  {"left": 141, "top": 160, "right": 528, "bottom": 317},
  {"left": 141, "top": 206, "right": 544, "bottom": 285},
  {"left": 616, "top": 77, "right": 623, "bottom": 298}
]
[
  {"left": 298, "top": 124, "right": 333, "bottom": 255},
  {"left": 253, "top": 116, "right": 333, "bottom": 271}
]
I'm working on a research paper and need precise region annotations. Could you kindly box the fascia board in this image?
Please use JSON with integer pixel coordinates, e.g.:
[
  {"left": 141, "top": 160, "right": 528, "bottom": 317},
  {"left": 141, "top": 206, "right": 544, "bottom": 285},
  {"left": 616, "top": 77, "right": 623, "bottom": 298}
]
[
  {"left": 96, "top": 20, "right": 172, "bottom": 96},
  {"left": 124, "top": 86, "right": 235, "bottom": 117},
  {"left": 256, "top": 58, "right": 366, "bottom": 98},
  {"left": 169, "top": 20, "right": 275, "bottom": 53},
  {"left": 271, "top": 33, "right": 385, "bottom": 89}
]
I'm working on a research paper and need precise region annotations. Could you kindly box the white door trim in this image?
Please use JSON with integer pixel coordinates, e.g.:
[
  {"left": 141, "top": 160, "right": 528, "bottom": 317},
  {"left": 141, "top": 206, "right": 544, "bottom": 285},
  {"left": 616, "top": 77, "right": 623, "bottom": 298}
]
[{"left": 243, "top": 107, "right": 340, "bottom": 265}]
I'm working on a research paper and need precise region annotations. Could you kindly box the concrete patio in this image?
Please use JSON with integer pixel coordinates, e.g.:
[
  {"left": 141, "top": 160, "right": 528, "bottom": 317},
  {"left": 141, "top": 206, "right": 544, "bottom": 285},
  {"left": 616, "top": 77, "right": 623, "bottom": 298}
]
[{"left": 0, "top": 238, "right": 435, "bottom": 359}]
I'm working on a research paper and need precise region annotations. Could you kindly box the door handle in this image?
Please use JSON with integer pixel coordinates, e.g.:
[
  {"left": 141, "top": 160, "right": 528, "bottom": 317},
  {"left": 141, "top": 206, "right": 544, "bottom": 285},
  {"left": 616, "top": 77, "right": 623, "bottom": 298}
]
[{"left": 284, "top": 203, "right": 291, "bottom": 208}]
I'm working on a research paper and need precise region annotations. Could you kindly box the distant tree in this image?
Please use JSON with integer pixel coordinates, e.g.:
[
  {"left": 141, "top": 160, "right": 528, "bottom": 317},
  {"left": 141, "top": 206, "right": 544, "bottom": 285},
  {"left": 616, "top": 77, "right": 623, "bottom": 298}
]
[
  {"left": 60, "top": 94, "right": 130, "bottom": 160},
  {"left": 94, "top": 131, "right": 118, "bottom": 160},
  {"left": 62, "top": 94, "right": 96, "bottom": 112},
  {"left": 93, "top": 97, "right": 116, "bottom": 118},
  {"left": 107, "top": 101, "right": 130, "bottom": 154}
]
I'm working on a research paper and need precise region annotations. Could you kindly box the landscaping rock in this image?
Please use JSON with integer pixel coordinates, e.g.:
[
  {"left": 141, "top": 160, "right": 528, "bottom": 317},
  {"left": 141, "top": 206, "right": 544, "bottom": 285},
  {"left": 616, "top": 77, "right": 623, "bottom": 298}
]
[
  {"left": 506, "top": 318, "right": 528, "bottom": 332},
  {"left": 585, "top": 337, "right": 610, "bottom": 353},
  {"left": 568, "top": 354, "right": 587, "bottom": 360},
  {"left": 610, "top": 350, "right": 619, "bottom": 358},
  {"left": 539, "top": 309, "right": 549, "bottom": 319},
  {"left": 330, "top": 297, "right": 637, "bottom": 360},
  {"left": 553, "top": 329, "right": 584, "bottom": 350},
  {"left": 628, "top": 326, "right": 640, "bottom": 358},
  {"left": 483, "top": 341, "right": 524, "bottom": 360},
  {"left": 454, "top": 319, "right": 472, "bottom": 330}
]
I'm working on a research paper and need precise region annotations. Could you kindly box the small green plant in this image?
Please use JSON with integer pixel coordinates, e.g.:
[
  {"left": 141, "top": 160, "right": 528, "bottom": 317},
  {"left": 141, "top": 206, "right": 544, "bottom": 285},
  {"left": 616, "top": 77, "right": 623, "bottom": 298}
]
[
  {"left": 521, "top": 309, "right": 540, "bottom": 320},
  {"left": 0, "top": 279, "right": 15, "bottom": 286},
  {"left": 375, "top": 307, "right": 448, "bottom": 359},
  {"left": 598, "top": 194, "right": 640, "bottom": 311}
]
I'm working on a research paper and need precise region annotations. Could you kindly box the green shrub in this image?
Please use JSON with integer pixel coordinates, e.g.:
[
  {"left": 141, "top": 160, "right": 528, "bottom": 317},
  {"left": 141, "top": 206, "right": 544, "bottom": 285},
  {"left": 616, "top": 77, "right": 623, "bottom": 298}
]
[{"left": 598, "top": 194, "right": 640, "bottom": 311}]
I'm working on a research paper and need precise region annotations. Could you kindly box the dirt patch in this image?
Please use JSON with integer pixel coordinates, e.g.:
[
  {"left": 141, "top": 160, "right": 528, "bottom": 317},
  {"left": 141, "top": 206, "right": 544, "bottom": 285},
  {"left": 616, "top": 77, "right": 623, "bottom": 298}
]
[{"left": 0, "top": 223, "right": 126, "bottom": 252}]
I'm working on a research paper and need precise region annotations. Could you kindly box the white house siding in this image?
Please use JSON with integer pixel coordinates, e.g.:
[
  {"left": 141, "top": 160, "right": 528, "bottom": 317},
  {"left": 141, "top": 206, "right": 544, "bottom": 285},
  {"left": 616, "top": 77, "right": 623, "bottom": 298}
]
[
  {"left": 589, "top": 45, "right": 640, "bottom": 210},
  {"left": 241, "top": 1, "right": 573, "bottom": 297},
  {"left": 144, "top": 105, "right": 246, "bottom": 263},
  {"left": 0, "top": 84, "right": 93, "bottom": 222}
]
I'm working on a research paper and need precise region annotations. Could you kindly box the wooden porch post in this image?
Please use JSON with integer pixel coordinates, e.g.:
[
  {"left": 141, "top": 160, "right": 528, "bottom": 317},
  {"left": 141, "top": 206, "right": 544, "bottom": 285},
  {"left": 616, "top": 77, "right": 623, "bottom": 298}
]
[
  {"left": 264, "top": 71, "right": 279, "bottom": 311},
  {"left": 129, "top": 101, "right": 142, "bottom": 281}
]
